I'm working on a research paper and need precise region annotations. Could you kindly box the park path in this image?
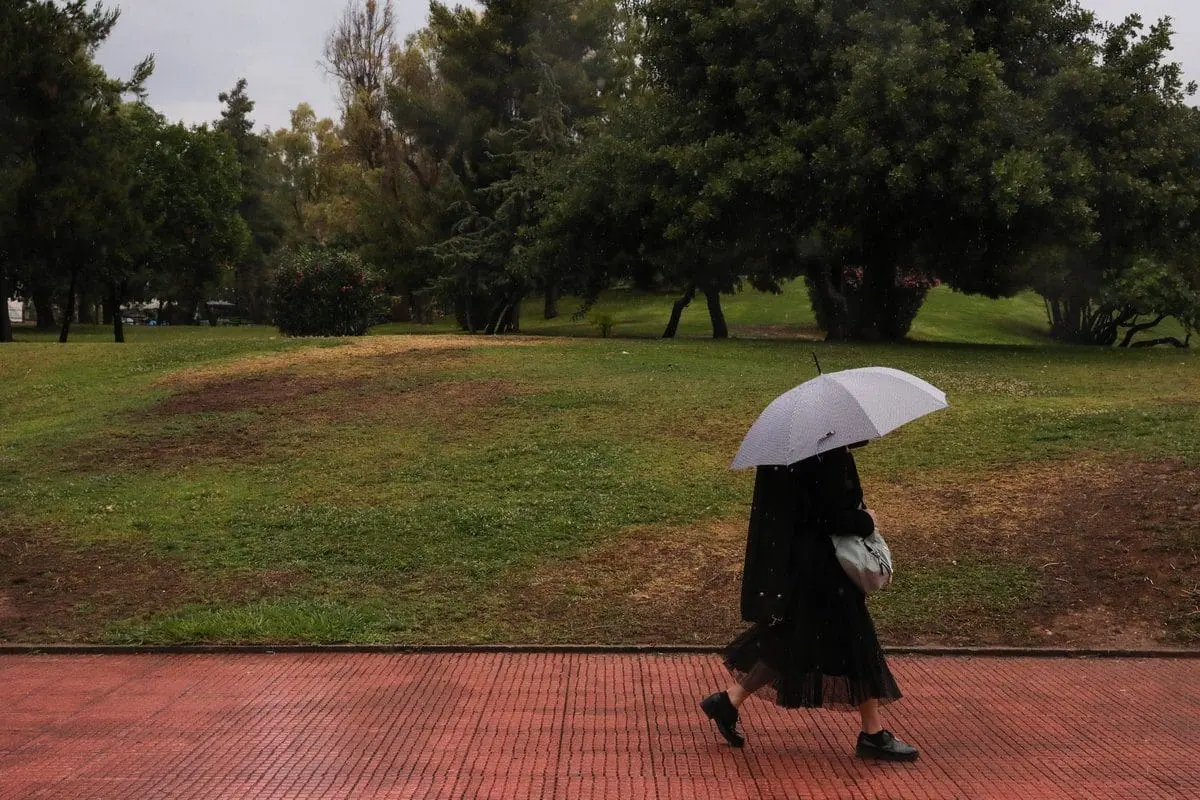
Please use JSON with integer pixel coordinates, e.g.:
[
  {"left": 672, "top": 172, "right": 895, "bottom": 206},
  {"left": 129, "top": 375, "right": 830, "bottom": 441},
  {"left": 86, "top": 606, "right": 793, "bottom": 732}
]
[{"left": 1, "top": 652, "right": 1196, "bottom": 799}]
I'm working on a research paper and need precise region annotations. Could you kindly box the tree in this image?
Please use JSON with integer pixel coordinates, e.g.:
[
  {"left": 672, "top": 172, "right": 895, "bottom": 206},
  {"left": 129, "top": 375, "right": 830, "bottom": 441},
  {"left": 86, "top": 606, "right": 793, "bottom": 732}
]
[
  {"left": 324, "top": 0, "right": 395, "bottom": 171},
  {"left": 65, "top": 103, "right": 156, "bottom": 343},
  {"left": 269, "top": 104, "right": 322, "bottom": 237},
  {"left": 1107, "top": 256, "right": 1198, "bottom": 348},
  {"left": 143, "top": 122, "right": 250, "bottom": 325},
  {"left": 524, "top": 96, "right": 663, "bottom": 328},
  {"left": 0, "top": 1, "right": 36, "bottom": 342},
  {"left": 216, "top": 79, "right": 286, "bottom": 323},
  {"left": 3, "top": 0, "right": 152, "bottom": 342},
  {"left": 800, "top": 7, "right": 1044, "bottom": 340},
  {"left": 268, "top": 105, "right": 365, "bottom": 249},
  {"left": 322, "top": 0, "right": 451, "bottom": 323},
  {"left": 1029, "top": 15, "right": 1200, "bottom": 346},
  {"left": 40, "top": 105, "right": 137, "bottom": 343},
  {"left": 537, "top": 93, "right": 798, "bottom": 338},
  {"left": 100, "top": 102, "right": 176, "bottom": 343},
  {"left": 390, "top": 0, "right": 633, "bottom": 334},
  {"left": 373, "top": 30, "right": 457, "bottom": 320},
  {"left": 544, "top": 1, "right": 1101, "bottom": 341}
]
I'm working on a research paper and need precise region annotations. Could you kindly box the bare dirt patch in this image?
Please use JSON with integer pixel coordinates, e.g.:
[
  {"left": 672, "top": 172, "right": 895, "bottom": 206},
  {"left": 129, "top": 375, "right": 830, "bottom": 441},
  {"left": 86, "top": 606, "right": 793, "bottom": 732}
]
[
  {"left": 156, "top": 334, "right": 547, "bottom": 391},
  {"left": 500, "top": 457, "right": 1200, "bottom": 647},
  {"left": 733, "top": 324, "right": 824, "bottom": 341},
  {"left": 496, "top": 518, "right": 748, "bottom": 644},
  {"left": 64, "top": 338, "right": 534, "bottom": 471},
  {"left": 356, "top": 378, "right": 528, "bottom": 427},
  {"left": 872, "top": 458, "right": 1200, "bottom": 646},
  {"left": 1045, "top": 605, "right": 1165, "bottom": 649},
  {"left": 59, "top": 417, "right": 271, "bottom": 470},
  {"left": 0, "top": 526, "right": 305, "bottom": 642},
  {"left": 153, "top": 373, "right": 371, "bottom": 416},
  {"left": 149, "top": 344, "right": 478, "bottom": 417}
]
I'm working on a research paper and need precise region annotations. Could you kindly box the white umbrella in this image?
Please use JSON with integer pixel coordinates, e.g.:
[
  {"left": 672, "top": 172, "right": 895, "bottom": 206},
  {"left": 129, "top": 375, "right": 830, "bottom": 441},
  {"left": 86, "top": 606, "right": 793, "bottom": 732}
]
[{"left": 731, "top": 367, "right": 948, "bottom": 470}]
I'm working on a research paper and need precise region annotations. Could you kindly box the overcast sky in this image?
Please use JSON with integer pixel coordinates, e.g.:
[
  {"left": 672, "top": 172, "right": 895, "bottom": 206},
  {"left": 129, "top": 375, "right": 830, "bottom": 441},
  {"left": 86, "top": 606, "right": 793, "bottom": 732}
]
[
  {"left": 95, "top": 0, "right": 1200, "bottom": 134},
  {"left": 95, "top": 0, "right": 458, "bottom": 133}
]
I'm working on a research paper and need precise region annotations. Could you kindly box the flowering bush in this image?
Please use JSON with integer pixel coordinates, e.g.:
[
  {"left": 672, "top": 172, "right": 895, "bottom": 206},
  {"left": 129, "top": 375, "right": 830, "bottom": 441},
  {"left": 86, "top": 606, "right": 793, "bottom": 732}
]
[
  {"left": 271, "top": 248, "right": 387, "bottom": 337},
  {"left": 841, "top": 266, "right": 939, "bottom": 293},
  {"left": 808, "top": 266, "right": 940, "bottom": 340}
]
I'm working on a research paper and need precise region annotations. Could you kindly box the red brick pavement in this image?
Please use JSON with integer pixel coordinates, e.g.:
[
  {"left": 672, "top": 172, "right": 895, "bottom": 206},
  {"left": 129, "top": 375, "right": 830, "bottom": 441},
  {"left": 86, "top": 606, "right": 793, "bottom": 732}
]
[{"left": 0, "top": 653, "right": 1196, "bottom": 799}]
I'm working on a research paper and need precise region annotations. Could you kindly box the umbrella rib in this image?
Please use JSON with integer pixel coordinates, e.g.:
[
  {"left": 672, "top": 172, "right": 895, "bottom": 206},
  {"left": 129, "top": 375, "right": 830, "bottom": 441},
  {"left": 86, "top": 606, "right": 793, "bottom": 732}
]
[
  {"left": 823, "top": 377, "right": 885, "bottom": 442},
  {"left": 731, "top": 367, "right": 948, "bottom": 470}
]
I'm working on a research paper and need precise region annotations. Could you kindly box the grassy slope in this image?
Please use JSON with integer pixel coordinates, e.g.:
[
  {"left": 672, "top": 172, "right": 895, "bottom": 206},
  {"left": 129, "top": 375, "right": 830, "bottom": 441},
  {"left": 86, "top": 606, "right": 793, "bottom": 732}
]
[
  {"left": 376, "top": 280, "right": 1190, "bottom": 346},
  {"left": 2, "top": 286, "right": 1197, "bottom": 645}
]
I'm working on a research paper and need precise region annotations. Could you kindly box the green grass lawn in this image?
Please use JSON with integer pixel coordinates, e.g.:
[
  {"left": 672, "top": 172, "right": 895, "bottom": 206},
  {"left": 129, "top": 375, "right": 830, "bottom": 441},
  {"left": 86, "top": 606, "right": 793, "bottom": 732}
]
[
  {"left": 375, "top": 280, "right": 1189, "bottom": 346},
  {"left": 2, "top": 286, "right": 1197, "bottom": 646}
]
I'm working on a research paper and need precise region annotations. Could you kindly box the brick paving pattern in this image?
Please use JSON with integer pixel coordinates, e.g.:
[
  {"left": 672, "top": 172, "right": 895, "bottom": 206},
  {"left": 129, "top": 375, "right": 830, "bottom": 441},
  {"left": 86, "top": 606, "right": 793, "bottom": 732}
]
[{"left": 0, "top": 653, "right": 1196, "bottom": 799}]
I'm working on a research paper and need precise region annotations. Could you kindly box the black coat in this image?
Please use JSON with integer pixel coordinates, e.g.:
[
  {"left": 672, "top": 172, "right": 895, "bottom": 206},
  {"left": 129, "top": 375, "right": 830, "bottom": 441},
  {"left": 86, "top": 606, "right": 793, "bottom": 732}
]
[{"left": 739, "top": 448, "right": 875, "bottom": 626}]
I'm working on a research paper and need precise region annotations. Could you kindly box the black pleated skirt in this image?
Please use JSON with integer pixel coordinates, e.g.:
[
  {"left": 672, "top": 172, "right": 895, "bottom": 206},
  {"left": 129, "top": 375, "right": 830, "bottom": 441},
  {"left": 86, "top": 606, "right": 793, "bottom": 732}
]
[{"left": 724, "top": 532, "right": 902, "bottom": 711}]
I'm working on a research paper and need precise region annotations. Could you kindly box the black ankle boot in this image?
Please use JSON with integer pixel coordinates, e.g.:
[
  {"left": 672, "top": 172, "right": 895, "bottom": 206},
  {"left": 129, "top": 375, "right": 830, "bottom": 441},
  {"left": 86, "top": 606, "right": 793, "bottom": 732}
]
[
  {"left": 855, "top": 729, "right": 919, "bottom": 762},
  {"left": 699, "top": 691, "right": 745, "bottom": 748}
]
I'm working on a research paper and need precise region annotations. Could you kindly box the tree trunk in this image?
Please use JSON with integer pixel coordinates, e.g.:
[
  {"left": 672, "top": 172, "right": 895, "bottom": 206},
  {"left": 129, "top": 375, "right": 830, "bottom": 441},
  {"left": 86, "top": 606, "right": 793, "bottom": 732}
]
[
  {"left": 1095, "top": 305, "right": 1132, "bottom": 346},
  {"left": 805, "top": 262, "right": 850, "bottom": 341},
  {"left": 411, "top": 292, "right": 434, "bottom": 324},
  {"left": 251, "top": 293, "right": 269, "bottom": 325},
  {"left": 485, "top": 292, "right": 523, "bottom": 334},
  {"left": 77, "top": 292, "right": 96, "bottom": 324},
  {"left": 1045, "top": 295, "right": 1124, "bottom": 345},
  {"left": 1131, "top": 334, "right": 1190, "bottom": 348},
  {"left": 508, "top": 293, "right": 521, "bottom": 333},
  {"left": 389, "top": 294, "right": 412, "bottom": 323},
  {"left": 703, "top": 286, "right": 729, "bottom": 339},
  {"left": 809, "top": 260, "right": 927, "bottom": 342},
  {"left": 1118, "top": 313, "right": 1168, "bottom": 347},
  {"left": 463, "top": 297, "right": 476, "bottom": 334},
  {"left": 662, "top": 284, "right": 696, "bottom": 339},
  {"left": 543, "top": 281, "right": 559, "bottom": 320},
  {"left": 1047, "top": 296, "right": 1065, "bottom": 339},
  {"left": 110, "top": 280, "right": 125, "bottom": 343},
  {"left": 455, "top": 294, "right": 488, "bottom": 333},
  {"left": 1049, "top": 296, "right": 1092, "bottom": 342},
  {"left": 32, "top": 283, "right": 55, "bottom": 329},
  {"left": 0, "top": 260, "right": 12, "bottom": 343},
  {"left": 404, "top": 293, "right": 422, "bottom": 324},
  {"left": 859, "top": 262, "right": 913, "bottom": 341},
  {"left": 58, "top": 268, "right": 78, "bottom": 343},
  {"left": 102, "top": 292, "right": 118, "bottom": 326}
]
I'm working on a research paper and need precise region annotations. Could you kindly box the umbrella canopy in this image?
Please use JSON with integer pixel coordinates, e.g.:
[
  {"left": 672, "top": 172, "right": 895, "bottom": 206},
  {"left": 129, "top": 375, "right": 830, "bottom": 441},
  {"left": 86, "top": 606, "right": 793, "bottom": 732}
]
[{"left": 731, "top": 367, "right": 947, "bottom": 470}]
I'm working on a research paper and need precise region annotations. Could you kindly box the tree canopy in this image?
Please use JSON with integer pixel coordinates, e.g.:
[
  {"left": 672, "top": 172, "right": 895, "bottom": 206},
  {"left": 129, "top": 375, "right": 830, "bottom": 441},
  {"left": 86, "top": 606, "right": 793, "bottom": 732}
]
[
  {"left": 6, "top": 0, "right": 1200, "bottom": 347},
  {"left": 1027, "top": 14, "right": 1200, "bottom": 345}
]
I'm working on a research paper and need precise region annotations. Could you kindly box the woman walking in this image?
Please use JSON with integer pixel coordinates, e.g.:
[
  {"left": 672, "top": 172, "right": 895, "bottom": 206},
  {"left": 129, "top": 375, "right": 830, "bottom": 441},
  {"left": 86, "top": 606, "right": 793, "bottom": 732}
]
[{"left": 700, "top": 444, "right": 918, "bottom": 761}]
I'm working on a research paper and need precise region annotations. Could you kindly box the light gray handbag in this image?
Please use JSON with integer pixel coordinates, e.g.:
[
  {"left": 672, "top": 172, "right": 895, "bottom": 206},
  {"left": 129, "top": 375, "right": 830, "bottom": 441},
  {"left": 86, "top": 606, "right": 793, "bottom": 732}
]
[{"left": 831, "top": 528, "right": 894, "bottom": 594}]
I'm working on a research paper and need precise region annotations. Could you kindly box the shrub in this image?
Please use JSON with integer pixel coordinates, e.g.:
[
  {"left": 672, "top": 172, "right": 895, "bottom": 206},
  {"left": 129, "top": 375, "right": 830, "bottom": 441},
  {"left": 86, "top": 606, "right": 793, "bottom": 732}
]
[
  {"left": 271, "top": 248, "right": 387, "bottom": 337},
  {"left": 806, "top": 266, "right": 939, "bottom": 341},
  {"left": 589, "top": 312, "right": 616, "bottom": 338}
]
